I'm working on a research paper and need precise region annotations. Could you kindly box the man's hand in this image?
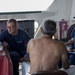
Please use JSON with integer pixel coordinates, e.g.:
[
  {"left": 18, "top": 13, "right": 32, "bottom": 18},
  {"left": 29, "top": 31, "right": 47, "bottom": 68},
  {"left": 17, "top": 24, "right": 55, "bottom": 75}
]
[{"left": 20, "top": 55, "right": 30, "bottom": 63}]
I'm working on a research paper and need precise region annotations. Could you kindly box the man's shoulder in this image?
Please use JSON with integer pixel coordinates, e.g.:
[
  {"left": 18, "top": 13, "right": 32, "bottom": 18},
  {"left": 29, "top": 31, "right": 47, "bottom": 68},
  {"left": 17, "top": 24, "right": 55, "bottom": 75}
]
[
  {"left": 57, "top": 41, "right": 67, "bottom": 50},
  {"left": 53, "top": 39, "right": 65, "bottom": 47},
  {"left": 28, "top": 38, "right": 35, "bottom": 43},
  {"left": 28, "top": 38, "right": 38, "bottom": 45},
  {"left": 1, "top": 30, "right": 8, "bottom": 34},
  {"left": 19, "top": 29, "right": 26, "bottom": 33},
  {"left": 19, "top": 29, "right": 29, "bottom": 35}
]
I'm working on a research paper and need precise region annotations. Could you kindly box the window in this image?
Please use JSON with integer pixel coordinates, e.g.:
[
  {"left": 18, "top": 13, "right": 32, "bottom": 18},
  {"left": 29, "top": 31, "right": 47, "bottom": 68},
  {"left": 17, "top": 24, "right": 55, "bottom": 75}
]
[{"left": 34, "top": 21, "right": 39, "bottom": 35}]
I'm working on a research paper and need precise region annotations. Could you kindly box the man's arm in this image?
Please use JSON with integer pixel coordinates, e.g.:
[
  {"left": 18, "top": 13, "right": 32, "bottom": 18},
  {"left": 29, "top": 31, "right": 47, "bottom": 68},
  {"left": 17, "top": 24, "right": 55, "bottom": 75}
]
[
  {"left": 27, "top": 39, "right": 33, "bottom": 53},
  {"left": 22, "top": 39, "right": 34, "bottom": 62},
  {"left": 20, "top": 55, "right": 30, "bottom": 62},
  {"left": 61, "top": 43, "right": 70, "bottom": 69},
  {"left": 65, "top": 38, "right": 74, "bottom": 46},
  {"left": 0, "top": 31, "right": 6, "bottom": 42}
]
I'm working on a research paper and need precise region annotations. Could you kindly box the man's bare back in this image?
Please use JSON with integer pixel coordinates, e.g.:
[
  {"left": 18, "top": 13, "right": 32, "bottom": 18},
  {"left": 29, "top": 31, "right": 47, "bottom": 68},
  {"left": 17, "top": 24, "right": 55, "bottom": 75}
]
[
  {"left": 27, "top": 36, "right": 69, "bottom": 74},
  {"left": 27, "top": 20, "right": 69, "bottom": 74}
]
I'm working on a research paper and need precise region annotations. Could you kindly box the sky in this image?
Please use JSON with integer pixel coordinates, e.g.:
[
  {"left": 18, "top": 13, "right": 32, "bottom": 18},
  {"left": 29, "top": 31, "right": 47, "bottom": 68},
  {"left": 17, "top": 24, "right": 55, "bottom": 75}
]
[{"left": 0, "top": 0, "right": 54, "bottom": 12}]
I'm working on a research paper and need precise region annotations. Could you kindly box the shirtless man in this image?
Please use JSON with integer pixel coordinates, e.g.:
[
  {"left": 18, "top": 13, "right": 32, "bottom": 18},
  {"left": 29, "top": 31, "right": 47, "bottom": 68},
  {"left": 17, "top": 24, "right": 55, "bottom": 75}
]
[{"left": 27, "top": 20, "right": 70, "bottom": 74}]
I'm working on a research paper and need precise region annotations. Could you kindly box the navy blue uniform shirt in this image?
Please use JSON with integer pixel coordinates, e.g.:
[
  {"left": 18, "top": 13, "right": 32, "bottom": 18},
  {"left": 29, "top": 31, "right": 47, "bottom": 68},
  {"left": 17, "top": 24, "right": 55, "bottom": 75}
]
[{"left": 0, "top": 29, "right": 31, "bottom": 57}]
